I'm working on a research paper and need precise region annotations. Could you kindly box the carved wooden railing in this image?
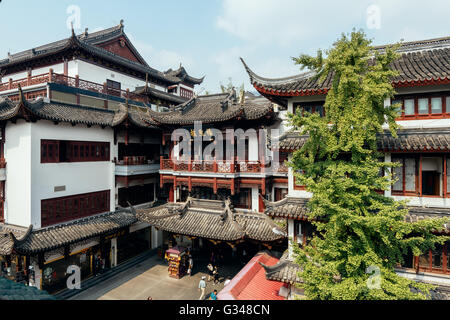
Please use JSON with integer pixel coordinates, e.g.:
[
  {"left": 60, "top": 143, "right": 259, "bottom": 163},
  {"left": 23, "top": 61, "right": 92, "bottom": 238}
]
[
  {"left": 160, "top": 157, "right": 267, "bottom": 173},
  {"left": 116, "top": 156, "right": 158, "bottom": 166},
  {"left": 0, "top": 71, "right": 141, "bottom": 101}
]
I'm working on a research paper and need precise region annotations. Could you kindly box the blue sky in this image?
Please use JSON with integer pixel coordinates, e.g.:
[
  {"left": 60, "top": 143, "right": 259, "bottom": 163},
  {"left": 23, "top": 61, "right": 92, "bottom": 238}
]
[{"left": 1, "top": 0, "right": 449, "bottom": 93}]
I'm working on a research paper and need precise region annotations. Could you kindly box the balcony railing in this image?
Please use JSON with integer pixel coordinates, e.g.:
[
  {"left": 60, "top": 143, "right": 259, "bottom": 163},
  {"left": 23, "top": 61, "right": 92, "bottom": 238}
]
[
  {"left": 0, "top": 70, "right": 141, "bottom": 101},
  {"left": 116, "top": 156, "right": 158, "bottom": 166},
  {"left": 160, "top": 157, "right": 268, "bottom": 173}
]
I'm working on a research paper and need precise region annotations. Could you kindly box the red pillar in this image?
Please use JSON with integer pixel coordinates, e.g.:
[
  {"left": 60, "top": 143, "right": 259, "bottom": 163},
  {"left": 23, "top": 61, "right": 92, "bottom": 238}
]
[{"left": 169, "top": 185, "right": 174, "bottom": 203}]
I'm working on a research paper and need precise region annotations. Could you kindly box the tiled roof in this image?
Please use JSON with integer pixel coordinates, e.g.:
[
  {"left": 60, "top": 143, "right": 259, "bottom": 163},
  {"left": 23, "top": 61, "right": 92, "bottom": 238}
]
[
  {"left": 217, "top": 252, "right": 285, "bottom": 300},
  {"left": 406, "top": 206, "right": 450, "bottom": 233},
  {"left": 134, "top": 86, "right": 188, "bottom": 105},
  {"left": 163, "top": 66, "right": 204, "bottom": 85},
  {"left": 0, "top": 94, "right": 158, "bottom": 129},
  {"left": 264, "top": 197, "right": 309, "bottom": 220},
  {"left": 278, "top": 129, "right": 450, "bottom": 153},
  {"left": 0, "top": 224, "right": 27, "bottom": 255},
  {"left": 12, "top": 209, "right": 137, "bottom": 254},
  {"left": 260, "top": 252, "right": 302, "bottom": 284},
  {"left": 277, "top": 131, "right": 308, "bottom": 152},
  {"left": 148, "top": 91, "right": 274, "bottom": 125},
  {"left": 0, "top": 25, "right": 183, "bottom": 85},
  {"left": 242, "top": 36, "right": 450, "bottom": 101},
  {"left": 137, "top": 198, "right": 285, "bottom": 242},
  {"left": 0, "top": 278, "right": 55, "bottom": 300},
  {"left": 378, "top": 129, "right": 450, "bottom": 152}
]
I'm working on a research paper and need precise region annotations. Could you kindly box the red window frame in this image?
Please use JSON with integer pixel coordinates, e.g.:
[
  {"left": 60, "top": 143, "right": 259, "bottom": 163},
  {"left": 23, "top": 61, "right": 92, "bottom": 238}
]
[
  {"left": 391, "top": 153, "right": 450, "bottom": 198},
  {"left": 293, "top": 102, "right": 326, "bottom": 117},
  {"left": 41, "top": 190, "right": 110, "bottom": 227},
  {"left": 395, "top": 92, "right": 449, "bottom": 120},
  {"left": 41, "top": 140, "right": 110, "bottom": 163},
  {"left": 41, "top": 140, "right": 60, "bottom": 163},
  {"left": 414, "top": 243, "right": 449, "bottom": 275}
]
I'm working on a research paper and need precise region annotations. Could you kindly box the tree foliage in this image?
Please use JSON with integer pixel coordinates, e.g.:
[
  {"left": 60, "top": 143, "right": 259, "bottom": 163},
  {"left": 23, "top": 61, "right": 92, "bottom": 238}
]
[{"left": 289, "top": 30, "right": 450, "bottom": 300}]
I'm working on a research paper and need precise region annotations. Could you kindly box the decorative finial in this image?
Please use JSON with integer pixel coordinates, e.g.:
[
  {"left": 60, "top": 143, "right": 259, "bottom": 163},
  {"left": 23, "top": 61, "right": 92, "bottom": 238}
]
[
  {"left": 71, "top": 22, "right": 75, "bottom": 37},
  {"left": 18, "top": 84, "right": 25, "bottom": 103},
  {"left": 84, "top": 27, "right": 89, "bottom": 37},
  {"left": 239, "top": 90, "right": 245, "bottom": 105},
  {"left": 119, "top": 19, "right": 124, "bottom": 28}
]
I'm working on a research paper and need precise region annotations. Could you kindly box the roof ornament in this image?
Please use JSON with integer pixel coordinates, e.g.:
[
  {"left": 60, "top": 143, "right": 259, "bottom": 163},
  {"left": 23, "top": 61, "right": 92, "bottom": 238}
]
[
  {"left": 119, "top": 19, "right": 124, "bottom": 29},
  {"left": 238, "top": 90, "right": 245, "bottom": 105},
  {"left": 230, "top": 87, "right": 237, "bottom": 103},
  {"left": 84, "top": 27, "right": 89, "bottom": 38},
  {"left": 127, "top": 201, "right": 137, "bottom": 215},
  {"left": 71, "top": 22, "right": 75, "bottom": 38},
  {"left": 9, "top": 224, "right": 33, "bottom": 248},
  {"left": 17, "top": 84, "right": 25, "bottom": 104}
]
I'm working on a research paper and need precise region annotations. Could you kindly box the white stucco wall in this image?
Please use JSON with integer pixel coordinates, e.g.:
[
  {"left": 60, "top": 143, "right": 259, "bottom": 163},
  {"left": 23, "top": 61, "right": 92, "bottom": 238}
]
[
  {"left": 4, "top": 120, "right": 32, "bottom": 226},
  {"left": 251, "top": 186, "right": 259, "bottom": 212},
  {"left": 75, "top": 60, "right": 155, "bottom": 92},
  {"left": 5, "top": 120, "right": 115, "bottom": 228}
]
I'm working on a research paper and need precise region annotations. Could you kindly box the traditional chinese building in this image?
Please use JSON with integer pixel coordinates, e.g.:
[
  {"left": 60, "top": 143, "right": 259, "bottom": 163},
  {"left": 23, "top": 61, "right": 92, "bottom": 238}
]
[
  {"left": 135, "top": 90, "right": 289, "bottom": 259},
  {"left": 242, "top": 35, "right": 450, "bottom": 297},
  {"left": 0, "top": 21, "right": 203, "bottom": 294}
]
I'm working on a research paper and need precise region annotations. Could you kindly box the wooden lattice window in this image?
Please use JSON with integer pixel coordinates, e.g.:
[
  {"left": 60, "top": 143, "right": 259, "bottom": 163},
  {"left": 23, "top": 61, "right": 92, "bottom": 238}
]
[{"left": 41, "top": 190, "right": 110, "bottom": 227}]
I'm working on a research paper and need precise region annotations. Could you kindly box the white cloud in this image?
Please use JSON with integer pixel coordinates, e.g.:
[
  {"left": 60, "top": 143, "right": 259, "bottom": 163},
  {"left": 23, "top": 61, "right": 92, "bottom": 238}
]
[
  {"left": 127, "top": 33, "right": 196, "bottom": 72},
  {"left": 216, "top": 0, "right": 450, "bottom": 46},
  {"left": 216, "top": 0, "right": 358, "bottom": 46}
]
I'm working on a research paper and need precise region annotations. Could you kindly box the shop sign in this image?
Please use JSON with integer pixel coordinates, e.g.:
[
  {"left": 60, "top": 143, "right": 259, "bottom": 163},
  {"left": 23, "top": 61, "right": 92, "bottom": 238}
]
[{"left": 104, "top": 228, "right": 127, "bottom": 240}]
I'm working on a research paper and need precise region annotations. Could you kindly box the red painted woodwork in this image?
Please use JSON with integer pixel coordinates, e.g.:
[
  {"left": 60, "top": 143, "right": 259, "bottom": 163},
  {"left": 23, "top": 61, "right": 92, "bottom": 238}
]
[
  {"left": 169, "top": 185, "right": 174, "bottom": 202},
  {"left": 41, "top": 190, "right": 110, "bottom": 227},
  {"left": 41, "top": 140, "right": 110, "bottom": 163},
  {"left": 395, "top": 93, "right": 450, "bottom": 120},
  {"left": 254, "top": 78, "right": 450, "bottom": 97},
  {"left": 179, "top": 87, "right": 193, "bottom": 99},
  {"left": 96, "top": 37, "right": 143, "bottom": 65},
  {"left": 415, "top": 243, "right": 449, "bottom": 275},
  {"left": 0, "top": 181, "right": 4, "bottom": 222},
  {"left": 116, "top": 174, "right": 156, "bottom": 188}
]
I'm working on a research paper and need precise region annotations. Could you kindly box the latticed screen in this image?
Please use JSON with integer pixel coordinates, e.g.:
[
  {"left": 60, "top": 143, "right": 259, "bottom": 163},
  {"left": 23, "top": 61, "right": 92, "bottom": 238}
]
[{"left": 41, "top": 190, "right": 110, "bottom": 227}]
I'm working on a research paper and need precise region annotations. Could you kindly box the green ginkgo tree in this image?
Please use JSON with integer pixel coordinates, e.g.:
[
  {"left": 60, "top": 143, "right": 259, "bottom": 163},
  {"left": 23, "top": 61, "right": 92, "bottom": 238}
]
[{"left": 289, "top": 30, "right": 449, "bottom": 300}]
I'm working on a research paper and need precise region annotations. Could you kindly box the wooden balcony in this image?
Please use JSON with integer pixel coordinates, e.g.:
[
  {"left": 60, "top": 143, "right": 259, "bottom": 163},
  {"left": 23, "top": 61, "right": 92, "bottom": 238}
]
[
  {"left": 0, "top": 70, "right": 141, "bottom": 101},
  {"left": 160, "top": 157, "right": 266, "bottom": 174},
  {"left": 115, "top": 156, "right": 158, "bottom": 166},
  {"left": 115, "top": 156, "right": 160, "bottom": 176}
]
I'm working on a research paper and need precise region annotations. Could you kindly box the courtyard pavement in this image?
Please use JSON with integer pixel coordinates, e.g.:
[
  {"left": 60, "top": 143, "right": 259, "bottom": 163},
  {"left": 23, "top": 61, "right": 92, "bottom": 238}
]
[{"left": 69, "top": 254, "right": 244, "bottom": 300}]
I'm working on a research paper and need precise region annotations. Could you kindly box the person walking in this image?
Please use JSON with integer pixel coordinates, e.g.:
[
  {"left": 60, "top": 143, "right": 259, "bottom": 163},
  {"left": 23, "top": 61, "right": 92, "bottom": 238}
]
[
  {"left": 198, "top": 276, "right": 207, "bottom": 300},
  {"left": 187, "top": 255, "right": 194, "bottom": 277},
  {"left": 213, "top": 266, "right": 219, "bottom": 285},
  {"left": 209, "top": 289, "right": 218, "bottom": 300},
  {"left": 207, "top": 263, "right": 214, "bottom": 281}
]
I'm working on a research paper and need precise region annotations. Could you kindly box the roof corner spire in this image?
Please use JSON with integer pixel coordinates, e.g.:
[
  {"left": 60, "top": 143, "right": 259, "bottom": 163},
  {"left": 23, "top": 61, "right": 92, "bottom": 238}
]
[
  {"left": 17, "top": 84, "right": 25, "bottom": 104},
  {"left": 71, "top": 21, "right": 75, "bottom": 38}
]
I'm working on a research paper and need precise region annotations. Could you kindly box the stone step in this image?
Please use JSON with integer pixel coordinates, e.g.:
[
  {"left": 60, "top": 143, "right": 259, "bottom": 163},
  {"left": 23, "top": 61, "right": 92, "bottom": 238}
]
[{"left": 54, "top": 249, "right": 157, "bottom": 300}]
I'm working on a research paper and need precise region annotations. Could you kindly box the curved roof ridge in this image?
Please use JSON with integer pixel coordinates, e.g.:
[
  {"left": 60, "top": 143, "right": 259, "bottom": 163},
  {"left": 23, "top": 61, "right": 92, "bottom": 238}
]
[{"left": 240, "top": 57, "right": 315, "bottom": 86}]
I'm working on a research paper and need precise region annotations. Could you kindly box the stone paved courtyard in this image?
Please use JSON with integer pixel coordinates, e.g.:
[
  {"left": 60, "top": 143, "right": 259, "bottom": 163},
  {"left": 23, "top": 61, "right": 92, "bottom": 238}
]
[{"left": 69, "top": 253, "right": 244, "bottom": 300}]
